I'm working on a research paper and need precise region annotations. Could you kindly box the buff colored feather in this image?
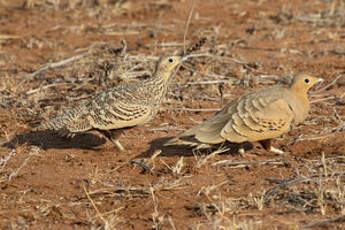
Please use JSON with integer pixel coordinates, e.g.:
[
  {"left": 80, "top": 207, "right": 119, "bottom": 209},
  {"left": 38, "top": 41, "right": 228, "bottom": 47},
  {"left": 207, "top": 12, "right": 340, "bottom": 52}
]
[{"left": 166, "top": 75, "right": 323, "bottom": 153}]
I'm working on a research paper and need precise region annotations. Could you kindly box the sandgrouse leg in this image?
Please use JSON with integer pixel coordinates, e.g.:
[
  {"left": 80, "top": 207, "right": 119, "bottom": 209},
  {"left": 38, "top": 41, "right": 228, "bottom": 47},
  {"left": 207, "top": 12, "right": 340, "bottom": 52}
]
[
  {"left": 99, "top": 130, "right": 125, "bottom": 152},
  {"left": 259, "top": 139, "right": 284, "bottom": 154}
]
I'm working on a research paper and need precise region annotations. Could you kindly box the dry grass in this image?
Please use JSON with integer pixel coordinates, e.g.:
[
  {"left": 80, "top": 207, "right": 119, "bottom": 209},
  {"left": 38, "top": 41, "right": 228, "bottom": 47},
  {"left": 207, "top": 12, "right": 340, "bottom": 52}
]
[{"left": 1, "top": 0, "right": 345, "bottom": 229}]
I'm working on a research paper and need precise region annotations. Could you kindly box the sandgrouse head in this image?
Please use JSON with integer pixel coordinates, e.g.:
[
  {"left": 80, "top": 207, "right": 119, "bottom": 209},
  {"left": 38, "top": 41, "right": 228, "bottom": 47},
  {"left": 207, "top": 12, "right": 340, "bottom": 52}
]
[
  {"left": 155, "top": 55, "right": 187, "bottom": 73},
  {"left": 290, "top": 74, "right": 324, "bottom": 94}
]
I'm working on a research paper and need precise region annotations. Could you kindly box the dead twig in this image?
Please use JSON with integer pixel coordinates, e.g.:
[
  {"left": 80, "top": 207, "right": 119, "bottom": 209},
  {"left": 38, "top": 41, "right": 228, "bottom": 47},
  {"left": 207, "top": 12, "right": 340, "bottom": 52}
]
[
  {"left": 24, "top": 53, "right": 88, "bottom": 80},
  {"left": 88, "top": 186, "right": 149, "bottom": 197},
  {"left": 0, "top": 149, "right": 16, "bottom": 173},
  {"left": 302, "top": 215, "right": 345, "bottom": 229},
  {"left": 331, "top": 107, "right": 345, "bottom": 132},
  {"left": 171, "top": 107, "right": 221, "bottom": 112},
  {"left": 212, "top": 158, "right": 287, "bottom": 167},
  {"left": 312, "top": 74, "right": 344, "bottom": 94},
  {"left": 26, "top": 83, "right": 73, "bottom": 95},
  {"left": 310, "top": 96, "right": 335, "bottom": 104},
  {"left": 196, "top": 147, "right": 229, "bottom": 168},
  {"left": 157, "top": 42, "right": 183, "bottom": 48},
  {"left": 7, "top": 146, "right": 40, "bottom": 182},
  {"left": 82, "top": 182, "right": 107, "bottom": 225},
  {"left": 186, "top": 53, "right": 248, "bottom": 64},
  {"left": 183, "top": 0, "right": 196, "bottom": 54},
  {"left": 293, "top": 133, "right": 336, "bottom": 142},
  {"left": 175, "top": 80, "right": 228, "bottom": 87},
  {"left": 264, "top": 171, "right": 345, "bottom": 203}
]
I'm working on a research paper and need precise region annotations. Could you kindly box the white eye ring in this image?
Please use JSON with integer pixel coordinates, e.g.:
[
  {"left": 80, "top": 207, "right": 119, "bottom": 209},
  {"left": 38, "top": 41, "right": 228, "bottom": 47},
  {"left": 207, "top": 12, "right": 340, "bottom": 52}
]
[{"left": 168, "top": 58, "right": 174, "bottom": 63}]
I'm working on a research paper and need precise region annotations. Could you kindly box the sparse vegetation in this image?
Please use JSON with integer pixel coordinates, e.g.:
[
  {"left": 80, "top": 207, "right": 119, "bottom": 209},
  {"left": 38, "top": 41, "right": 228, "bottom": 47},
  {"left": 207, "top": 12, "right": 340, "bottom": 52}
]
[{"left": 1, "top": 0, "right": 345, "bottom": 229}]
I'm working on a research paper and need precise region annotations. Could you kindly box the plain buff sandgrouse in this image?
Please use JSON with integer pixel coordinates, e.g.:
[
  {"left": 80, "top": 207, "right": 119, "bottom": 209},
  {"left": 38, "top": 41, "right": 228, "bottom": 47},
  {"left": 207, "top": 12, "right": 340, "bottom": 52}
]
[{"left": 165, "top": 75, "right": 324, "bottom": 154}]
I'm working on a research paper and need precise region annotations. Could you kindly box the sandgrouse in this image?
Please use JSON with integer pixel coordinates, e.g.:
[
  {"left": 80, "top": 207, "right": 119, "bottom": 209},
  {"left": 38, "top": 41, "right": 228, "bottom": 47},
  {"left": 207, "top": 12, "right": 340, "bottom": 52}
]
[
  {"left": 39, "top": 55, "right": 187, "bottom": 152},
  {"left": 166, "top": 75, "right": 324, "bottom": 154}
]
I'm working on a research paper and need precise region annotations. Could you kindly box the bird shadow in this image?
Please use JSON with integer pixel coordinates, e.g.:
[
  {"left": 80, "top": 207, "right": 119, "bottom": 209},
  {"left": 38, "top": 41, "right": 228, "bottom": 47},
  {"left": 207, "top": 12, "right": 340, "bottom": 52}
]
[
  {"left": 2, "top": 130, "right": 106, "bottom": 150},
  {"left": 136, "top": 136, "right": 254, "bottom": 158}
]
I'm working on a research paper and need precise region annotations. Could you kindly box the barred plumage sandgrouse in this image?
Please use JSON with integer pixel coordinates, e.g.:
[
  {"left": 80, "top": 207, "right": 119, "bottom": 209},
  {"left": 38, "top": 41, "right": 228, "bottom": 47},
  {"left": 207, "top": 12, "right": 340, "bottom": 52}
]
[
  {"left": 166, "top": 75, "right": 323, "bottom": 154},
  {"left": 39, "top": 55, "right": 187, "bottom": 151}
]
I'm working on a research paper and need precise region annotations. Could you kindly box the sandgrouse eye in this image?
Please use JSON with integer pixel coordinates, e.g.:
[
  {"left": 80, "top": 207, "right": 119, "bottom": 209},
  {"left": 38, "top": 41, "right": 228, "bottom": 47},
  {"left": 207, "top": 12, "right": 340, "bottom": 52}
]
[
  {"left": 168, "top": 58, "right": 174, "bottom": 63},
  {"left": 304, "top": 78, "right": 310, "bottom": 84}
]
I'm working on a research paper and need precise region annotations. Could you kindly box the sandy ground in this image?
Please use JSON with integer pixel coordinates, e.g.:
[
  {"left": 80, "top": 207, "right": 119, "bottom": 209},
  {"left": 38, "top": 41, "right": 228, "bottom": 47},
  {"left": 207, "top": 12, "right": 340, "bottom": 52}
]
[{"left": 1, "top": 0, "right": 345, "bottom": 229}]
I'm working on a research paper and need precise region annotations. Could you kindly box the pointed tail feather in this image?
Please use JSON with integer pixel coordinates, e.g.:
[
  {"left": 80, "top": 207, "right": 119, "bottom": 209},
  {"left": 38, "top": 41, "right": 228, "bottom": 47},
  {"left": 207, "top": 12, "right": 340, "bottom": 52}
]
[
  {"left": 35, "top": 103, "right": 91, "bottom": 133},
  {"left": 164, "top": 137, "right": 194, "bottom": 146},
  {"left": 164, "top": 136, "right": 200, "bottom": 147}
]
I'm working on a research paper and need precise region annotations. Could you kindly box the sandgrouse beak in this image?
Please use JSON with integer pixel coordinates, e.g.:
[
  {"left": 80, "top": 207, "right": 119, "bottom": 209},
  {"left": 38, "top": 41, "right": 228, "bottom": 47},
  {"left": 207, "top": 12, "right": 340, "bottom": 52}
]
[
  {"left": 181, "top": 56, "right": 189, "bottom": 62},
  {"left": 316, "top": 78, "right": 324, "bottom": 84}
]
